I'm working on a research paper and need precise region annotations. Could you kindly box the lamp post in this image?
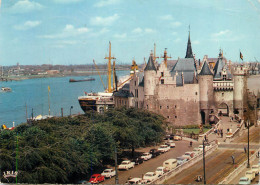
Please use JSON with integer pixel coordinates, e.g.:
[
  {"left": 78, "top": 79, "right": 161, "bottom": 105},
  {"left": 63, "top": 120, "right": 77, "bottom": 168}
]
[
  {"left": 247, "top": 120, "right": 250, "bottom": 168},
  {"left": 203, "top": 137, "right": 206, "bottom": 184},
  {"left": 70, "top": 106, "right": 73, "bottom": 116}
]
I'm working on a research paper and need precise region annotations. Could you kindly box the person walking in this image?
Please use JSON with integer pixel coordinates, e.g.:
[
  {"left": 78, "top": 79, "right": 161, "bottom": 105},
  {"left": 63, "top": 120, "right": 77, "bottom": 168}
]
[
  {"left": 220, "top": 129, "right": 223, "bottom": 138},
  {"left": 231, "top": 155, "right": 235, "bottom": 164},
  {"left": 244, "top": 146, "right": 247, "bottom": 154},
  {"left": 190, "top": 141, "right": 193, "bottom": 147}
]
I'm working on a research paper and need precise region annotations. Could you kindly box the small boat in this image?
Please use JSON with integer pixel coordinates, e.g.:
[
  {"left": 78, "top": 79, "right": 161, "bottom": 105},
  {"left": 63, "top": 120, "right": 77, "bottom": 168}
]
[
  {"left": 69, "top": 78, "right": 95, "bottom": 82},
  {"left": 1, "top": 87, "right": 12, "bottom": 92}
]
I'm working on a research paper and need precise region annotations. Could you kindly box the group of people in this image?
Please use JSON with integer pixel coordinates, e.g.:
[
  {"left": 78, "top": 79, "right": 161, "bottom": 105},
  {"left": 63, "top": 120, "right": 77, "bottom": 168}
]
[{"left": 214, "top": 128, "right": 224, "bottom": 138}]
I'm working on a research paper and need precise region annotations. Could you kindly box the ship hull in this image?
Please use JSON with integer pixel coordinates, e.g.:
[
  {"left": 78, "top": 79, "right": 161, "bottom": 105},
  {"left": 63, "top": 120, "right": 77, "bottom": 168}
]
[{"left": 78, "top": 99, "right": 97, "bottom": 112}]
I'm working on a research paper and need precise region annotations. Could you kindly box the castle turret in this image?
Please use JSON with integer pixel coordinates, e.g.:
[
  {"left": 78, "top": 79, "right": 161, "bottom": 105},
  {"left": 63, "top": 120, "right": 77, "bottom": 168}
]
[
  {"left": 144, "top": 52, "right": 157, "bottom": 96},
  {"left": 198, "top": 61, "right": 214, "bottom": 124},
  {"left": 233, "top": 66, "right": 247, "bottom": 116}
]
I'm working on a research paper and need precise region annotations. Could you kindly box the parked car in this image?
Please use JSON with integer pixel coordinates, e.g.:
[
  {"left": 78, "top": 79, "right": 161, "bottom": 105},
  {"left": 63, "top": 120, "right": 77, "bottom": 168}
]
[
  {"left": 158, "top": 145, "right": 170, "bottom": 153},
  {"left": 245, "top": 170, "right": 255, "bottom": 181},
  {"left": 198, "top": 144, "right": 211, "bottom": 151},
  {"left": 132, "top": 157, "right": 144, "bottom": 165},
  {"left": 176, "top": 156, "right": 188, "bottom": 166},
  {"left": 127, "top": 178, "right": 147, "bottom": 184},
  {"left": 143, "top": 172, "right": 159, "bottom": 182},
  {"left": 185, "top": 151, "right": 195, "bottom": 158},
  {"left": 165, "top": 140, "right": 176, "bottom": 148},
  {"left": 101, "top": 168, "right": 116, "bottom": 178},
  {"left": 164, "top": 134, "right": 174, "bottom": 140},
  {"left": 155, "top": 166, "right": 168, "bottom": 176},
  {"left": 141, "top": 152, "right": 152, "bottom": 161},
  {"left": 163, "top": 159, "right": 177, "bottom": 171},
  {"left": 88, "top": 174, "right": 104, "bottom": 184},
  {"left": 174, "top": 135, "right": 182, "bottom": 141},
  {"left": 181, "top": 154, "right": 191, "bottom": 161},
  {"left": 193, "top": 147, "right": 201, "bottom": 155},
  {"left": 238, "top": 177, "right": 250, "bottom": 184},
  {"left": 118, "top": 160, "right": 135, "bottom": 170},
  {"left": 251, "top": 164, "right": 259, "bottom": 175},
  {"left": 150, "top": 149, "right": 161, "bottom": 158}
]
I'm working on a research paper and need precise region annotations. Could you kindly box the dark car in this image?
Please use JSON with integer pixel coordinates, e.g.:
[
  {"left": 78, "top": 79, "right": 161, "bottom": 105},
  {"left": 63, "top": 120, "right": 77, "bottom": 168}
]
[
  {"left": 164, "top": 134, "right": 174, "bottom": 140},
  {"left": 133, "top": 157, "right": 144, "bottom": 165},
  {"left": 149, "top": 149, "right": 161, "bottom": 158}
]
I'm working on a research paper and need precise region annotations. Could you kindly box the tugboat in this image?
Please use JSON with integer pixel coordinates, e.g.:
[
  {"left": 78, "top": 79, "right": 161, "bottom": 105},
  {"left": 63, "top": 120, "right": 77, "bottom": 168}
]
[{"left": 1, "top": 87, "right": 12, "bottom": 92}]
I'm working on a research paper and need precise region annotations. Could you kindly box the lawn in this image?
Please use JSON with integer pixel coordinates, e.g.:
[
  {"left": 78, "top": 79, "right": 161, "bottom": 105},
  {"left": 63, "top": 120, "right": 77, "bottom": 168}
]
[{"left": 182, "top": 128, "right": 210, "bottom": 134}]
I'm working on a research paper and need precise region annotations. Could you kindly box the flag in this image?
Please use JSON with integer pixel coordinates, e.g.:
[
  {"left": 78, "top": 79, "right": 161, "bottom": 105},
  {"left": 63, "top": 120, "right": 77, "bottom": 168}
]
[
  {"left": 48, "top": 86, "right": 50, "bottom": 92},
  {"left": 240, "top": 52, "right": 243, "bottom": 61}
]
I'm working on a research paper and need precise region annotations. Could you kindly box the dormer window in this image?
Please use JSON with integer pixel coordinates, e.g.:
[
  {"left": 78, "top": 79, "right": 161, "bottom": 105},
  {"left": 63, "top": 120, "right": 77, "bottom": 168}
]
[
  {"left": 223, "top": 75, "right": 227, "bottom": 81},
  {"left": 161, "top": 72, "right": 164, "bottom": 77}
]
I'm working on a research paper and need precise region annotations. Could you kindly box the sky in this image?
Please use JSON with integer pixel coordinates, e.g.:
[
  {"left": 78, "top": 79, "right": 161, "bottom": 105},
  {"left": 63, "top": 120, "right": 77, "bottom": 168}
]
[{"left": 0, "top": 0, "right": 260, "bottom": 66}]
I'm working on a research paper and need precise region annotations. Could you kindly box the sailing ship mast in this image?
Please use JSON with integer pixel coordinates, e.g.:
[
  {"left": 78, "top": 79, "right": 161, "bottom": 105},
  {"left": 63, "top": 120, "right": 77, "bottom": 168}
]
[{"left": 105, "top": 41, "right": 115, "bottom": 93}]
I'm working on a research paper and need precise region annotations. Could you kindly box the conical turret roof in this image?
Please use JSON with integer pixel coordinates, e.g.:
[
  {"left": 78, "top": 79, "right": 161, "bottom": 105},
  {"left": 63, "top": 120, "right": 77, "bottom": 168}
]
[
  {"left": 199, "top": 61, "right": 213, "bottom": 75},
  {"left": 213, "top": 51, "right": 224, "bottom": 79},
  {"left": 144, "top": 53, "right": 156, "bottom": 71},
  {"left": 185, "top": 31, "right": 193, "bottom": 58}
]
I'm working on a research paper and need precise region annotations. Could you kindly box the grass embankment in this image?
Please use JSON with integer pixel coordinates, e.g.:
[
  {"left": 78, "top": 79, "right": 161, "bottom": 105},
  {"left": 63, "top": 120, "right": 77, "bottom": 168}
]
[
  {"left": 0, "top": 107, "right": 165, "bottom": 184},
  {"left": 182, "top": 128, "right": 210, "bottom": 134}
]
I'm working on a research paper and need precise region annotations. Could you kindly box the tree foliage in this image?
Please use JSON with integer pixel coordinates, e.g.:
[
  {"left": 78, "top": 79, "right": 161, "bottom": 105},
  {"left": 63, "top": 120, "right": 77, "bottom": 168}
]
[{"left": 0, "top": 107, "right": 165, "bottom": 183}]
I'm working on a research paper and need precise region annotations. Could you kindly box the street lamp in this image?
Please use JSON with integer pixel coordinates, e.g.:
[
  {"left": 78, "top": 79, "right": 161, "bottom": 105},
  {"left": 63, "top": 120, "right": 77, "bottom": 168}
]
[
  {"left": 203, "top": 137, "right": 206, "bottom": 184},
  {"left": 246, "top": 120, "right": 250, "bottom": 168},
  {"left": 70, "top": 106, "right": 73, "bottom": 116}
]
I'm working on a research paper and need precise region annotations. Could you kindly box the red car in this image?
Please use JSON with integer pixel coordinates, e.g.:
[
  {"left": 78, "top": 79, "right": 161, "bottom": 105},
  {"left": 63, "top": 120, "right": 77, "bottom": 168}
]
[{"left": 89, "top": 174, "right": 105, "bottom": 184}]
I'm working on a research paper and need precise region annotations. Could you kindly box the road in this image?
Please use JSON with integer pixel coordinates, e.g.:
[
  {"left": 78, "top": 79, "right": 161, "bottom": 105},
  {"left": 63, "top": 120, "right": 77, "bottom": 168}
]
[
  {"left": 103, "top": 140, "right": 194, "bottom": 184},
  {"left": 165, "top": 149, "right": 251, "bottom": 184}
]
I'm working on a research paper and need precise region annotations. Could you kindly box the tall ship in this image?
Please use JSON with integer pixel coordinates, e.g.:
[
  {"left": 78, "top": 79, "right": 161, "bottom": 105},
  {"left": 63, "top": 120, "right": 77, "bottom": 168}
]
[{"left": 78, "top": 42, "right": 133, "bottom": 113}]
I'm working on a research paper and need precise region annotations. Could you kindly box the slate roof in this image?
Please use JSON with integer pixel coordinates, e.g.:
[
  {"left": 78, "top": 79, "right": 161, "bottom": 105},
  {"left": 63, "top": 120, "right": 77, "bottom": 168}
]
[
  {"left": 213, "top": 56, "right": 224, "bottom": 79},
  {"left": 139, "top": 76, "right": 144, "bottom": 87},
  {"left": 170, "top": 58, "right": 197, "bottom": 85},
  {"left": 185, "top": 32, "right": 193, "bottom": 58},
  {"left": 113, "top": 83, "right": 134, "bottom": 98},
  {"left": 144, "top": 55, "right": 156, "bottom": 71},
  {"left": 199, "top": 61, "right": 213, "bottom": 75}
]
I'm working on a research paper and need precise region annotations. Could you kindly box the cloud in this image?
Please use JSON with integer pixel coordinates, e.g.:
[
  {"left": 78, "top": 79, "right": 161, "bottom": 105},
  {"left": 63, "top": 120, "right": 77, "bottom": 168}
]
[
  {"left": 53, "top": 0, "right": 83, "bottom": 4},
  {"left": 193, "top": 40, "right": 200, "bottom": 45},
  {"left": 160, "top": 15, "right": 173, "bottom": 20},
  {"left": 132, "top": 27, "right": 155, "bottom": 34},
  {"left": 90, "top": 14, "right": 119, "bottom": 26},
  {"left": 132, "top": 27, "right": 142, "bottom": 34},
  {"left": 41, "top": 24, "right": 89, "bottom": 39},
  {"left": 212, "top": 30, "right": 231, "bottom": 37},
  {"left": 173, "top": 38, "right": 181, "bottom": 43},
  {"left": 94, "top": 0, "right": 121, "bottom": 7},
  {"left": 114, "top": 33, "right": 126, "bottom": 39},
  {"left": 9, "top": 0, "right": 44, "bottom": 14},
  {"left": 14, "top": 20, "right": 41, "bottom": 30},
  {"left": 171, "top": 21, "right": 182, "bottom": 27}
]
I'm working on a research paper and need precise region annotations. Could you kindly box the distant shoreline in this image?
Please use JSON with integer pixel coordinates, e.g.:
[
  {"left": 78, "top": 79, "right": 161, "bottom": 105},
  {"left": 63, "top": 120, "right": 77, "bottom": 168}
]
[{"left": 0, "top": 69, "right": 129, "bottom": 82}]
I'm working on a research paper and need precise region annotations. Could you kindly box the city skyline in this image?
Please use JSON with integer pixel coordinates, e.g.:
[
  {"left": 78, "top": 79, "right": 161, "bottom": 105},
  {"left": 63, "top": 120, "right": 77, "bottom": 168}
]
[{"left": 0, "top": 0, "right": 260, "bottom": 66}]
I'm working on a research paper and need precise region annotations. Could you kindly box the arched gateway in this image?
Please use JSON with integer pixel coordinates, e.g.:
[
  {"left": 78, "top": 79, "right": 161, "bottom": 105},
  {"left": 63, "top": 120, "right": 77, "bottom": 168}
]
[{"left": 218, "top": 102, "right": 229, "bottom": 116}]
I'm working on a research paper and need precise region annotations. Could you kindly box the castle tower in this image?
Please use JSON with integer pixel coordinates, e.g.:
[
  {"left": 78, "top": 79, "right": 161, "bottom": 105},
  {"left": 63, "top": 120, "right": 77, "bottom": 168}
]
[
  {"left": 185, "top": 28, "right": 193, "bottom": 58},
  {"left": 233, "top": 66, "right": 247, "bottom": 116},
  {"left": 198, "top": 61, "right": 214, "bottom": 124},
  {"left": 144, "top": 52, "right": 157, "bottom": 96}
]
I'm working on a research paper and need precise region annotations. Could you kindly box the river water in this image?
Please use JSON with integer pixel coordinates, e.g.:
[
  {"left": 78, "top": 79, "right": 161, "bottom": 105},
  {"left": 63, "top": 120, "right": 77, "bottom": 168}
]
[{"left": 0, "top": 71, "right": 129, "bottom": 127}]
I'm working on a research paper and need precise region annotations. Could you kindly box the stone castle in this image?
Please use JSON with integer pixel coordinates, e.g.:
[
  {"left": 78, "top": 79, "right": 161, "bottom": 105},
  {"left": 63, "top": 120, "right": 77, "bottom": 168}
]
[{"left": 114, "top": 32, "right": 249, "bottom": 126}]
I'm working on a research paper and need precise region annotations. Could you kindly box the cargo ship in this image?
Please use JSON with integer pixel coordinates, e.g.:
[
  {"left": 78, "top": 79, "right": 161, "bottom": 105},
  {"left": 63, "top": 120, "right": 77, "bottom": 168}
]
[
  {"left": 78, "top": 42, "right": 132, "bottom": 113},
  {"left": 69, "top": 78, "right": 95, "bottom": 82}
]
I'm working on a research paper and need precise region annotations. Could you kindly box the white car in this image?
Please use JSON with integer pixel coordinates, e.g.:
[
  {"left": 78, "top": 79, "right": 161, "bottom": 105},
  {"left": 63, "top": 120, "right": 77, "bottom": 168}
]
[
  {"left": 143, "top": 172, "right": 159, "bottom": 182},
  {"left": 176, "top": 156, "right": 188, "bottom": 166},
  {"left": 141, "top": 152, "right": 152, "bottom": 161},
  {"left": 245, "top": 170, "right": 255, "bottom": 181},
  {"left": 128, "top": 178, "right": 147, "bottom": 184},
  {"left": 185, "top": 151, "right": 195, "bottom": 158},
  {"left": 118, "top": 160, "right": 135, "bottom": 170},
  {"left": 155, "top": 166, "right": 168, "bottom": 176},
  {"left": 166, "top": 140, "right": 176, "bottom": 148},
  {"left": 158, "top": 145, "right": 170, "bottom": 153},
  {"left": 101, "top": 168, "right": 116, "bottom": 178},
  {"left": 198, "top": 144, "right": 210, "bottom": 151},
  {"left": 193, "top": 147, "right": 202, "bottom": 155},
  {"left": 251, "top": 165, "right": 259, "bottom": 175}
]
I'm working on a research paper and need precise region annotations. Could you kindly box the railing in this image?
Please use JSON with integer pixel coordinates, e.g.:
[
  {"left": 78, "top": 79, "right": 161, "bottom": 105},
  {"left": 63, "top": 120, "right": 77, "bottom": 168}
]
[
  {"left": 149, "top": 143, "right": 218, "bottom": 184},
  {"left": 219, "top": 148, "right": 260, "bottom": 184}
]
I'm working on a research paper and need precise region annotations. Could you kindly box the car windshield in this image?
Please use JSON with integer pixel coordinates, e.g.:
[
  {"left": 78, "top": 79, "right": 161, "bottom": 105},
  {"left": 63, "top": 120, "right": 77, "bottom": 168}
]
[
  {"left": 103, "top": 170, "right": 110, "bottom": 173},
  {"left": 157, "top": 169, "right": 162, "bottom": 171},
  {"left": 145, "top": 174, "right": 152, "bottom": 177},
  {"left": 121, "top": 162, "right": 128, "bottom": 164},
  {"left": 240, "top": 179, "right": 248, "bottom": 182}
]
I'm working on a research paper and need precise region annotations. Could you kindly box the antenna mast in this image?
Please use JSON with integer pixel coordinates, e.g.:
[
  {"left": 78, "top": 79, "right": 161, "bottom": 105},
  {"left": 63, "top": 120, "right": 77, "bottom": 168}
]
[{"left": 105, "top": 41, "right": 115, "bottom": 93}]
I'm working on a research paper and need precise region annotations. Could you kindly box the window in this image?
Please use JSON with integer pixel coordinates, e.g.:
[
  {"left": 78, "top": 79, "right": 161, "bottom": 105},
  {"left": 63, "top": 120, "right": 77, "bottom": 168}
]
[
  {"left": 137, "top": 89, "right": 138, "bottom": 98},
  {"left": 167, "top": 106, "right": 169, "bottom": 109},
  {"left": 175, "top": 105, "right": 177, "bottom": 108},
  {"left": 167, "top": 116, "right": 169, "bottom": 118},
  {"left": 135, "top": 81, "right": 137, "bottom": 86},
  {"left": 147, "top": 105, "right": 149, "bottom": 109},
  {"left": 161, "top": 72, "right": 164, "bottom": 77},
  {"left": 195, "top": 92, "right": 197, "bottom": 95},
  {"left": 175, "top": 116, "right": 177, "bottom": 118},
  {"left": 223, "top": 75, "right": 227, "bottom": 81},
  {"left": 160, "top": 106, "right": 162, "bottom": 109},
  {"left": 161, "top": 79, "right": 164, "bottom": 84}
]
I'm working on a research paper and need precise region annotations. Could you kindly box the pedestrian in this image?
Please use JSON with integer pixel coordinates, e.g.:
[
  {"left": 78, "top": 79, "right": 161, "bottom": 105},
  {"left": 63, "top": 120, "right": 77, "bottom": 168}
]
[
  {"left": 227, "top": 128, "right": 230, "bottom": 133},
  {"left": 244, "top": 146, "right": 247, "bottom": 153},
  {"left": 221, "top": 129, "right": 223, "bottom": 138},
  {"left": 190, "top": 141, "right": 193, "bottom": 147},
  {"left": 231, "top": 155, "right": 235, "bottom": 164}
]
